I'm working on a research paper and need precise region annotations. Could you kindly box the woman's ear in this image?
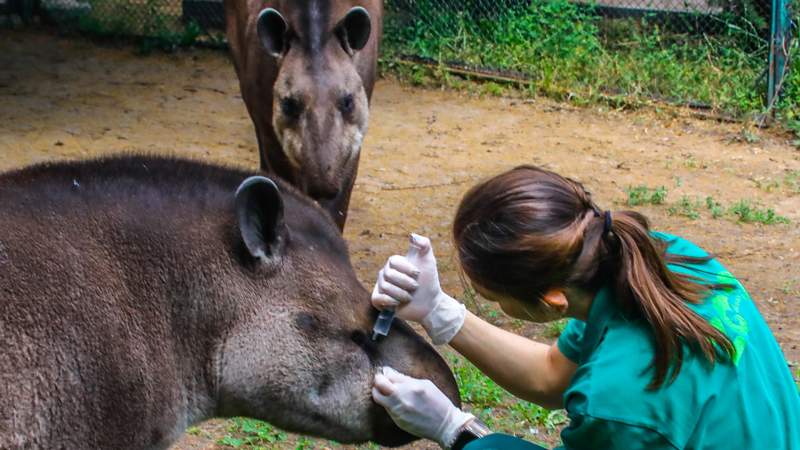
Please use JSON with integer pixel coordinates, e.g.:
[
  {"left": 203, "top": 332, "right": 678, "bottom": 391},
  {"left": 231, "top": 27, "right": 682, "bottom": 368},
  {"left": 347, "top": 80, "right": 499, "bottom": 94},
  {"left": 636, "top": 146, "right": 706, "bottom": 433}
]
[{"left": 541, "top": 289, "right": 569, "bottom": 314}]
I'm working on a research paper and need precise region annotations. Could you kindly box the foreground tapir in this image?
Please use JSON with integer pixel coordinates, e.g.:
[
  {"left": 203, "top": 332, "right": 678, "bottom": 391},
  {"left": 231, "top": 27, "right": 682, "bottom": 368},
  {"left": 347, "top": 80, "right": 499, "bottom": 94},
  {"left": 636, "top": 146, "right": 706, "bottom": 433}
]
[
  {"left": 224, "top": 0, "right": 383, "bottom": 230},
  {"left": 0, "top": 155, "right": 458, "bottom": 449}
]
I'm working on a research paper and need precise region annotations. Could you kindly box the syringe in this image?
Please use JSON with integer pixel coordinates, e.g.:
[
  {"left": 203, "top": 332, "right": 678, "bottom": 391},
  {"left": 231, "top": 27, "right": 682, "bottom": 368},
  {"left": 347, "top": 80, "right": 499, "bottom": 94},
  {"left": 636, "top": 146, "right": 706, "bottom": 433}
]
[{"left": 371, "top": 234, "right": 424, "bottom": 341}]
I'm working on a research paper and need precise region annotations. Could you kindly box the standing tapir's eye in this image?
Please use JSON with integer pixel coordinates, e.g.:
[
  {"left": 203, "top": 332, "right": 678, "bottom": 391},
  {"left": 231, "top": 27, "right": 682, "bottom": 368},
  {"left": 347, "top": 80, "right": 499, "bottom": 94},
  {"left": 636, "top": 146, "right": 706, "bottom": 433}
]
[
  {"left": 338, "top": 94, "right": 355, "bottom": 115},
  {"left": 280, "top": 97, "right": 304, "bottom": 120}
]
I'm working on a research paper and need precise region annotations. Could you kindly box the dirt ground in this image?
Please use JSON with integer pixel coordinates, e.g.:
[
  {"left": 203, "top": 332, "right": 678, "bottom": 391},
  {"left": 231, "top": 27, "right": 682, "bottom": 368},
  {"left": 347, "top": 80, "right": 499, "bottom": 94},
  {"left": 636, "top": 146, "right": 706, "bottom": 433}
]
[{"left": 1, "top": 29, "right": 798, "bottom": 449}]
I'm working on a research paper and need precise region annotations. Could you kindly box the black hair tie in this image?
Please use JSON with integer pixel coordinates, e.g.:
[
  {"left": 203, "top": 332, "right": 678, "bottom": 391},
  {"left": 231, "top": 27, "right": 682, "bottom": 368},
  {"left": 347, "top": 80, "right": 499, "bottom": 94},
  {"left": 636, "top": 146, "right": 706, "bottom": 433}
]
[{"left": 603, "top": 211, "right": 614, "bottom": 235}]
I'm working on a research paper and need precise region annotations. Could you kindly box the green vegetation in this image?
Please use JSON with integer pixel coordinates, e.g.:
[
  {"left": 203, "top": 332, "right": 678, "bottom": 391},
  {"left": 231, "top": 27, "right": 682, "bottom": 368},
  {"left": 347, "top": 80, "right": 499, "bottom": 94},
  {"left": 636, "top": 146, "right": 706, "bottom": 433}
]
[
  {"left": 671, "top": 195, "right": 790, "bottom": 224},
  {"left": 667, "top": 195, "right": 701, "bottom": 219},
  {"left": 218, "top": 418, "right": 289, "bottom": 447},
  {"left": 705, "top": 196, "right": 726, "bottom": 219},
  {"left": 451, "top": 355, "right": 565, "bottom": 444},
  {"left": 751, "top": 171, "right": 800, "bottom": 193},
  {"left": 544, "top": 319, "right": 569, "bottom": 339},
  {"left": 777, "top": 36, "right": 800, "bottom": 138},
  {"left": 216, "top": 419, "right": 366, "bottom": 449},
  {"left": 384, "top": 0, "right": 800, "bottom": 132},
  {"left": 682, "top": 154, "right": 703, "bottom": 170},
  {"left": 752, "top": 177, "right": 783, "bottom": 193},
  {"left": 453, "top": 356, "right": 508, "bottom": 409},
  {"left": 625, "top": 185, "right": 668, "bottom": 206},
  {"left": 728, "top": 200, "right": 790, "bottom": 224},
  {"left": 43, "top": 0, "right": 214, "bottom": 52},
  {"left": 783, "top": 170, "right": 800, "bottom": 193},
  {"left": 623, "top": 189, "right": 789, "bottom": 225}
]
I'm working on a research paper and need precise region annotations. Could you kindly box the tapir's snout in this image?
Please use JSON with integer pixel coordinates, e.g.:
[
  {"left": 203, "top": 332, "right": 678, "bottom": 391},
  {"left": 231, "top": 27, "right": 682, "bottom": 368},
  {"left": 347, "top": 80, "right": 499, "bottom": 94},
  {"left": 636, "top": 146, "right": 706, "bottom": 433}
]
[
  {"left": 306, "top": 175, "right": 341, "bottom": 202},
  {"left": 365, "top": 317, "right": 461, "bottom": 446},
  {"left": 297, "top": 169, "right": 347, "bottom": 227}
]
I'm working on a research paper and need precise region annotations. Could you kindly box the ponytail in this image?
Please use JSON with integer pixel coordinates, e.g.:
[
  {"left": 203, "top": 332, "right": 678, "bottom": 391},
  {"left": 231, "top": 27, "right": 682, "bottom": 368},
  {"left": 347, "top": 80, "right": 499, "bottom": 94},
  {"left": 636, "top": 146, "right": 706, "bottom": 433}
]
[
  {"left": 608, "top": 211, "right": 734, "bottom": 389},
  {"left": 453, "top": 165, "right": 735, "bottom": 391}
]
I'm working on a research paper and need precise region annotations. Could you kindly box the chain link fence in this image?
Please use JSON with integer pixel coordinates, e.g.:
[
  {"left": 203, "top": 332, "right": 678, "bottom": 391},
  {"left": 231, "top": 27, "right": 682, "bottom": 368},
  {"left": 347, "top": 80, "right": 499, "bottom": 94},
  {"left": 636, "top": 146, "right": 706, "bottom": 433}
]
[
  {"left": 2, "top": 0, "right": 795, "bottom": 116},
  {"left": 382, "top": 0, "right": 793, "bottom": 114},
  {"left": 30, "top": 0, "right": 225, "bottom": 45}
]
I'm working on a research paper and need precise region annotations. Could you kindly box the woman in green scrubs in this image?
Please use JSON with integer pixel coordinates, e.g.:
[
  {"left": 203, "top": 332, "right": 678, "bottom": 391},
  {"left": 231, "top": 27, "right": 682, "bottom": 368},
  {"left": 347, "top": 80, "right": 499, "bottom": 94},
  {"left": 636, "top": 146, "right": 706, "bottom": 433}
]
[{"left": 370, "top": 166, "right": 800, "bottom": 450}]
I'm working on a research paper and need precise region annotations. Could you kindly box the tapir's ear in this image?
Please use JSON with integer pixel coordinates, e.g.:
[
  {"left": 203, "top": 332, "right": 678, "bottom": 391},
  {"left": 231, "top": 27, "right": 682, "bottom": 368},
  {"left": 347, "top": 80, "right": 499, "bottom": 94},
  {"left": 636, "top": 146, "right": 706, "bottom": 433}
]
[
  {"left": 337, "top": 7, "right": 371, "bottom": 55},
  {"left": 235, "top": 176, "right": 287, "bottom": 263},
  {"left": 257, "top": 8, "right": 288, "bottom": 58}
]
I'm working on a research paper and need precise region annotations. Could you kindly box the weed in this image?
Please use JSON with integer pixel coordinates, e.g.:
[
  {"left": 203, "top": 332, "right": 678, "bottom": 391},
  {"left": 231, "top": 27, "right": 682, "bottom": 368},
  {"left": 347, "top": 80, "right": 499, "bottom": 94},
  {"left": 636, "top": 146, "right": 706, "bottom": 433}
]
[
  {"left": 186, "top": 426, "right": 204, "bottom": 436},
  {"left": 447, "top": 353, "right": 566, "bottom": 443},
  {"left": 451, "top": 356, "right": 507, "bottom": 409},
  {"left": 544, "top": 319, "right": 569, "bottom": 339},
  {"left": 705, "top": 196, "right": 725, "bottom": 219},
  {"left": 728, "top": 200, "right": 789, "bottom": 224},
  {"left": 625, "top": 185, "right": 667, "bottom": 206},
  {"left": 683, "top": 154, "right": 702, "bottom": 169},
  {"left": 482, "top": 82, "right": 506, "bottom": 97},
  {"left": 784, "top": 170, "right": 800, "bottom": 193},
  {"left": 218, "top": 418, "right": 288, "bottom": 448},
  {"left": 295, "top": 437, "right": 315, "bottom": 449},
  {"left": 217, "top": 436, "right": 245, "bottom": 448},
  {"left": 752, "top": 177, "right": 782, "bottom": 193},
  {"left": 668, "top": 196, "right": 701, "bottom": 219},
  {"left": 738, "top": 128, "right": 761, "bottom": 143}
]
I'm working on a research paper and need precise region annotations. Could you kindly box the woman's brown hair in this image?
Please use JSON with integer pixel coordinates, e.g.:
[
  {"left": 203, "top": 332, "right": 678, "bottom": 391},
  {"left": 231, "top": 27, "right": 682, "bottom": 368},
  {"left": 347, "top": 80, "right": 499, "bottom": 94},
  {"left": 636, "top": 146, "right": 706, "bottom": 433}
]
[{"left": 453, "top": 165, "right": 734, "bottom": 389}]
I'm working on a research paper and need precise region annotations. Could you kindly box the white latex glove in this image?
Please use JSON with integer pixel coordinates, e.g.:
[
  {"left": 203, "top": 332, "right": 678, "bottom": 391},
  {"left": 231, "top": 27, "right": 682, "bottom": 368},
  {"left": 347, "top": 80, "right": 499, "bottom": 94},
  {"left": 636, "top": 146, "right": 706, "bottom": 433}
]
[
  {"left": 373, "top": 366, "right": 474, "bottom": 448},
  {"left": 371, "top": 234, "right": 466, "bottom": 345}
]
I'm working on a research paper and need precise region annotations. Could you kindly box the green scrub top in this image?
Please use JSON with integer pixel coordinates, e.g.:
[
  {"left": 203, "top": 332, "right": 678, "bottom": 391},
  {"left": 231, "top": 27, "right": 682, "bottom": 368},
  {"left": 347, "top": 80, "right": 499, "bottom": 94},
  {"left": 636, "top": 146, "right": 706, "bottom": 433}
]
[{"left": 465, "top": 232, "right": 800, "bottom": 450}]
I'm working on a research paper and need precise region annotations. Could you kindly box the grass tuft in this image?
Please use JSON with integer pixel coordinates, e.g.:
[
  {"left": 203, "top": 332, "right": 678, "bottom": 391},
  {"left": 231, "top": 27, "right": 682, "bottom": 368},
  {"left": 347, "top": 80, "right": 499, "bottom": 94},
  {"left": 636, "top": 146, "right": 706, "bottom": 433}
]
[
  {"left": 705, "top": 196, "right": 726, "bottom": 219},
  {"left": 218, "top": 418, "right": 288, "bottom": 448},
  {"left": 728, "top": 200, "right": 790, "bottom": 224},
  {"left": 544, "top": 319, "right": 569, "bottom": 339},
  {"left": 667, "top": 195, "right": 701, "bottom": 220},
  {"left": 626, "top": 185, "right": 668, "bottom": 206},
  {"left": 450, "top": 354, "right": 565, "bottom": 444}
]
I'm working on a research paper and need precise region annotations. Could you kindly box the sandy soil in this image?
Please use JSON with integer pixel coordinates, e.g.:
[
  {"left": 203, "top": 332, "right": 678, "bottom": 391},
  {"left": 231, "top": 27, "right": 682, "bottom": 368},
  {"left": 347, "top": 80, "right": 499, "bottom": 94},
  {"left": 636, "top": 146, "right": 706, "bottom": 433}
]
[{"left": 1, "top": 29, "right": 798, "bottom": 450}]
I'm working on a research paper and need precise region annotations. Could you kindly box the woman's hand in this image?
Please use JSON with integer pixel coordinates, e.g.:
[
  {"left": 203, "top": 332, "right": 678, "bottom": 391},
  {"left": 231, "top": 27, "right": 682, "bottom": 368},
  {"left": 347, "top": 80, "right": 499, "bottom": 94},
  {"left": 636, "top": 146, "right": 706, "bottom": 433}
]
[
  {"left": 371, "top": 234, "right": 466, "bottom": 345},
  {"left": 372, "top": 236, "right": 577, "bottom": 409},
  {"left": 373, "top": 366, "right": 474, "bottom": 448}
]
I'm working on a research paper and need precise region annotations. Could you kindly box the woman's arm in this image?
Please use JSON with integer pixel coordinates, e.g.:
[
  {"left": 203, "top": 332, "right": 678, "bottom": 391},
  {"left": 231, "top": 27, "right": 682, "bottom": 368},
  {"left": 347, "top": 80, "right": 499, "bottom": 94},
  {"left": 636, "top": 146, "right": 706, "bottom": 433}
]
[
  {"left": 450, "top": 311, "right": 577, "bottom": 410},
  {"left": 371, "top": 235, "right": 577, "bottom": 409}
]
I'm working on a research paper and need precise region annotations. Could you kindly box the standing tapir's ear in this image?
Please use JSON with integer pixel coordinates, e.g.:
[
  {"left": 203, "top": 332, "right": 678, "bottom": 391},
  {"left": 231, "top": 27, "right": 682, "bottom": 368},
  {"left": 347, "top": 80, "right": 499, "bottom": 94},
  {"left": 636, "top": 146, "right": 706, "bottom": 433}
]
[
  {"left": 235, "top": 176, "right": 287, "bottom": 263},
  {"left": 257, "top": 8, "right": 289, "bottom": 58},
  {"left": 337, "top": 7, "right": 371, "bottom": 55}
]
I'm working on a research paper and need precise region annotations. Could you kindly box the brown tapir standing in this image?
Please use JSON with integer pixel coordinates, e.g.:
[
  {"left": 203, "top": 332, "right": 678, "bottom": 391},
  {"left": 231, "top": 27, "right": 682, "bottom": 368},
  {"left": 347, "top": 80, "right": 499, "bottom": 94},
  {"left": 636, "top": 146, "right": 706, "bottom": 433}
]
[
  {"left": 224, "top": 0, "right": 383, "bottom": 231},
  {"left": 0, "top": 155, "right": 458, "bottom": 449}
]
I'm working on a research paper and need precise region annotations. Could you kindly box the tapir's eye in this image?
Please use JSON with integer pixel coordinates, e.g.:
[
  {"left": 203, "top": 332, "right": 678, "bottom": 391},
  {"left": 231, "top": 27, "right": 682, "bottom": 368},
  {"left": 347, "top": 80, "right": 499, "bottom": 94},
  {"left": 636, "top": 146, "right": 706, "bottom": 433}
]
[
  {"left": 280, "top": 97, "right": 304, "bottom": 119},
  {"left": 338, "top": 94, "right": 355, "bottom": 115}
]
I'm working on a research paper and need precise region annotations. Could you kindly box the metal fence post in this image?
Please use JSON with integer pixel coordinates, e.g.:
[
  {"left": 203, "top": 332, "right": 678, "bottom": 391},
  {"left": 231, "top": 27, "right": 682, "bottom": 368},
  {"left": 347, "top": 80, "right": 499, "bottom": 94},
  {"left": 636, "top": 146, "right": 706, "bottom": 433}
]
[{"left": 768, "top": 0, "right": 791, "bottom": 108}]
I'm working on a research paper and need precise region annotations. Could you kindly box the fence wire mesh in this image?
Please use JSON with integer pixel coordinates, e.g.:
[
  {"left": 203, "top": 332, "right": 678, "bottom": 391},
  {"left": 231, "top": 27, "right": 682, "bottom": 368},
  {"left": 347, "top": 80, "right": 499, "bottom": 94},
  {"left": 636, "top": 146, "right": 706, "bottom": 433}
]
[
  {"left": 4, "top": 0, "right": 796, "bottom": 116},
  {"left": 382, "top": 0, "right": 789, "bottom": 113},
  {"left": 36, "top": 0, "right": 224, "bottom": 44}
]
